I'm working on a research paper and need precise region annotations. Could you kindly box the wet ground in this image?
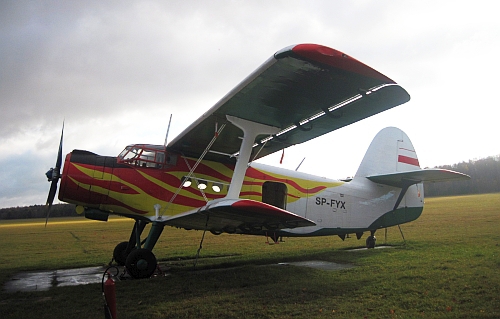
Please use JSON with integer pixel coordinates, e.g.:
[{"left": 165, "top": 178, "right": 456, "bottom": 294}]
[
  {"left": 277, "top": 260, "right": 354, "bottom": 271},
  {"left": 4, "top": 246, "right": 392, "bottom": 293},
  {"left": 4, "top": 266, "right": 116, "bottom": 293},
  {"left": 347, "top": 245, "right": 394, "bottom": 252},
  {"left": 4, "top": 261, "right": 349, "bottom": 293}
]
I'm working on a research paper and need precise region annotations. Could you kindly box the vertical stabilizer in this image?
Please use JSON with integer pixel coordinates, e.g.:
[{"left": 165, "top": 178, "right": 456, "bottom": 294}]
[{"left": 355, "top": 127, "right": 420, "bottom": 178}]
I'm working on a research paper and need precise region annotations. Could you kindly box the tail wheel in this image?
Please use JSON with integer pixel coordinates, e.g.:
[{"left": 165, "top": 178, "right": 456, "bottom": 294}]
[
  {"left": 125, "top": 248, "right": 157, "bottom": 279},
  {"left": 366, "top": 235, "right": 376, "bottom": 249}
]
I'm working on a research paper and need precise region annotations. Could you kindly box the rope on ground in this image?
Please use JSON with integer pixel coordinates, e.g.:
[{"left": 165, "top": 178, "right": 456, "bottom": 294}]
[{"left": 397, "top": 224, "right": 406, "bottom": 245}]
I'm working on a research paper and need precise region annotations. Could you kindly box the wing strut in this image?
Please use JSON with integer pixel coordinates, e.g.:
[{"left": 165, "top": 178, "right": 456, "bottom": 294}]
[
  {"left": 225, "top": 116, "right": 279, "bottom": 199},
  {"left": 392, "top": 179, "right": 416, "bottom": 211}
]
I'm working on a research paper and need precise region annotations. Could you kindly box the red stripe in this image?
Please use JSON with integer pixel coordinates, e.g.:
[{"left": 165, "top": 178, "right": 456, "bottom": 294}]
[
  {"left": 398, "top": 155, "right": 420, "bottom": 167},
  {"left": 291, "top": 44, "right": 395, "bottom": 83}
]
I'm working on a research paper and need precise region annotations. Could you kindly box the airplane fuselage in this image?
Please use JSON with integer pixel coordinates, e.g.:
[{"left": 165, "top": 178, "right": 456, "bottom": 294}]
[{"left": 59, "top": 144, "right": 424, "bottom": 238}]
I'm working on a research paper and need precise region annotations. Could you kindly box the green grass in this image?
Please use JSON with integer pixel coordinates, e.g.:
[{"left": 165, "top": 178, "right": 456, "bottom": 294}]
[{"left": 1, "top": 193, "right": 499, "bottom": 318}]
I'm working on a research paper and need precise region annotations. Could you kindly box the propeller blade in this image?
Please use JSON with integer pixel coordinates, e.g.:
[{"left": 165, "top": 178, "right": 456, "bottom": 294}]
[
  {"left": 46, "top": 179, "right": 58, "bottom": 207},
  {"left": 56, "top": 122, "right": 64, "bottom": 169},
  {"left": 45, "top": 122, "right": 64, "bottom": 227},
  {"left": 45, "top": 180, "right": 58, "bottom": 227}
]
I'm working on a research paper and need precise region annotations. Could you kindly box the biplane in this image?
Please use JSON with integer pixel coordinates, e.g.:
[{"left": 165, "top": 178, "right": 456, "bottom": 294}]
[{"left": 45, "top": 44, "right": 469, "bottom": 278}]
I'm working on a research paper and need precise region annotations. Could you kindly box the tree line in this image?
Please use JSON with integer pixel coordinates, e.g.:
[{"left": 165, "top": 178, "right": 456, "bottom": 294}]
[
  {"left": 1, "top": 155, "right": 498, "bottom": 219},
  {"left": 0, "top": 204, "right": 77, "bottom": 220},
  {"left": 424, "top": 155, "right": 500, "bottom": 197}
]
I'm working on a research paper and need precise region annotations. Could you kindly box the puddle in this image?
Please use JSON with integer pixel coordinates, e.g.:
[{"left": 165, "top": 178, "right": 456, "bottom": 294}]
[
  {"left": 4, "top": 266, "right": 109, "bottom": 293},
  {"left": 5, "top": 258, "right": 356, "bottom": 293},
  {"left": 347, "top": 245, "right": 394, "bottom": 252},
  {"left": 278, "top": 260, "right": 354, "bottom": 271}
]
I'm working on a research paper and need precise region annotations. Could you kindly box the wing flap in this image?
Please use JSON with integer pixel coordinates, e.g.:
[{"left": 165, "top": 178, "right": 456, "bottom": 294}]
[
  {"left": 367, "top": 169, "right": 471, "bottom": 188},
  {"left": 164, "top": 199, "right": 315, "bottom": 233},
  {"left": 167, "top": 44, "right": 410, "bottom": 163}
]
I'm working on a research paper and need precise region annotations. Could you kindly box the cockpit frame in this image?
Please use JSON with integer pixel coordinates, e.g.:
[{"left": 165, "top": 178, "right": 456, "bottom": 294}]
[{"left": 117, "top": 144, "right": 177, "bottom": 168}]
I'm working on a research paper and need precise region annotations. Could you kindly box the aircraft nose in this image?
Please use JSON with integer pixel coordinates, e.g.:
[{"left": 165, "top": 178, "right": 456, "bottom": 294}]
[{"left": 57, "top": 150, "right": 112, "bottom": 208}]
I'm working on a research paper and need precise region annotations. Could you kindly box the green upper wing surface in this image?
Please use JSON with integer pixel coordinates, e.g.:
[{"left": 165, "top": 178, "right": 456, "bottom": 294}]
[{"left": 167, "top": 44, "right": 410, "bottom": 163}]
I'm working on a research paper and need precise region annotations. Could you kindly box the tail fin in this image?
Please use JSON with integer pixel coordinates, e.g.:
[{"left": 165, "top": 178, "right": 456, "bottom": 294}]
[
  {"left": 355, "top": 127, "right": 420, "bottom": 178},
  {"left": 353, "top": 127, "right": 469, "bottom": 224},
  {"left": 356, "top": 127, "right": 470, "bottom": 187}
]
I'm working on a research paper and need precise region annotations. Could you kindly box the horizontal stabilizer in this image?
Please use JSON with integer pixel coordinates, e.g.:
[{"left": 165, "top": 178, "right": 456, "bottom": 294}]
[
  {"left": 367, "top": 169, "right": 470, "bottom": 188},
  {"left": 164, "top": 199, "right": 315, "bottom": 233}
]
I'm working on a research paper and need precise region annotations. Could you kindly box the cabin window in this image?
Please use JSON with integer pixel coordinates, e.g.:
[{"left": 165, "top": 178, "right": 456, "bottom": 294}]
[
  {"left": 197, "top": 180, "right": 208, "bottom": 190},
  {"left": 262, "top": 181, "right": 287, "bottom": 209},
  {"left": 181, "top": 177, "right": 226, "bottom": 193},
  {"left": 182, "top": 178, "right": 192, "bottom": 187},
  {"left": 212, "top": 183, "right": 223, "bottom": 193}
]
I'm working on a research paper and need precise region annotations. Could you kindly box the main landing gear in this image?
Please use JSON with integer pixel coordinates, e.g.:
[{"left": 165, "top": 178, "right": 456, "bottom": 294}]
[
  {"left": 112, "top": 220, "right": 164, "bottom": 279},
  {"left": 365, "top": 230, "right": 376, "bottom": 249}
]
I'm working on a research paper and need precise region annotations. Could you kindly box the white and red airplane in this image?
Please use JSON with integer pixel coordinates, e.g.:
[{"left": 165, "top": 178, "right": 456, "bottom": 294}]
[{"left": 45, "top": 44, "right": 469, "bottom": 278}]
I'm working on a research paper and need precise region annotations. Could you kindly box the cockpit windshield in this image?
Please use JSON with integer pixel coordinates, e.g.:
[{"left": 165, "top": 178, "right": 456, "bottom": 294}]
[{"left": 117, "top": 144, "right": 176, "bottom": 168}]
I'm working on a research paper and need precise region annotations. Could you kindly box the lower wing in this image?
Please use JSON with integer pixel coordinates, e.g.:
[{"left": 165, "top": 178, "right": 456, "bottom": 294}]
[{"left": 163, "top": 199, "right": 315, "bottom": 233}]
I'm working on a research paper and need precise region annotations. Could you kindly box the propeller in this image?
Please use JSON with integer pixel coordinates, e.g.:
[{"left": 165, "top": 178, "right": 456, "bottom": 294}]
[{"left": 45, "top": 122, "right": 64, "bottom": 226}]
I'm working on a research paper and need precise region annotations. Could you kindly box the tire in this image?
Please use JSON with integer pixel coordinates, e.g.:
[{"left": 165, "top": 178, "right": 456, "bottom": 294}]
[
  {"left": 366, "top": 235, "right": 376, "bottom": 249},
  {"left": 113, "top": 241, "right": 130, "bottom": 266},
  {"left": 125, "top": 248, "right": 157, "bottom": 279}
]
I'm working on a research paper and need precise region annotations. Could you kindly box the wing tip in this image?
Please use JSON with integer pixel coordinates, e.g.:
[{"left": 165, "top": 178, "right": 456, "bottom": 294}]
[{"left": 276, "top": 43, "right": 396, "bottom": 84}]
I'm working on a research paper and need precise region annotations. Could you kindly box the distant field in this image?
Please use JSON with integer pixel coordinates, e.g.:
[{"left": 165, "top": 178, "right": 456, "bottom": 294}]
[{"left": 1, "top": 193, "right": 499, "bottom": 318}]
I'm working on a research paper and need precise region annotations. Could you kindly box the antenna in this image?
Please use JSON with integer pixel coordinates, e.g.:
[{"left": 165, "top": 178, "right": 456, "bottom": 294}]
[
  {"left": 295, "top": 157, "right": 306, "bottom": 171},
  {"left": 164, "top": 114, "right": 173, "bottom": 146}
]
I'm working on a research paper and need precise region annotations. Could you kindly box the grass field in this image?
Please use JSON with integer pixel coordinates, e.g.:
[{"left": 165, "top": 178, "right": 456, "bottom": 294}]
[{"left": 1, "top": 193, "right": 499, "bottom": 318}]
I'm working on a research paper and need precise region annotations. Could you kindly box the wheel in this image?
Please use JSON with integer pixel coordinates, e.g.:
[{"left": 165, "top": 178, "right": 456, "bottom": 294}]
[
  {"left": 366, "top": 235, "right": 376, "bottom": 249},
  {"left": 113, "top": 241, "right": 130, "bottom": 266},
  {"left": 125, "top": 248, "right": 157, "bottom": 279}
]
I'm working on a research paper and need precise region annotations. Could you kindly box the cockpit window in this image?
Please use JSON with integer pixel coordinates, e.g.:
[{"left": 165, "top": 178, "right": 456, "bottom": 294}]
[
  {"left": 117, "top": 145, "right": 176, "bottom": 168},
  {"left": 120, "top": 147, "right": 141, "bottom": 161}
]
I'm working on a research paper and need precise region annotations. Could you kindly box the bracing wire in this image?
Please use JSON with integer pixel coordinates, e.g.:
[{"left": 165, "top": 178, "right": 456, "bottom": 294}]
[{"left": 160, "top": 123, "right": 226, "bottom": 216}]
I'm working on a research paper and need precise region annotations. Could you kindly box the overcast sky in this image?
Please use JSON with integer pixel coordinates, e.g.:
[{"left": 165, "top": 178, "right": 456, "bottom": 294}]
[{"left": 1, "top": 0, "right": 499, "bottom": 208}]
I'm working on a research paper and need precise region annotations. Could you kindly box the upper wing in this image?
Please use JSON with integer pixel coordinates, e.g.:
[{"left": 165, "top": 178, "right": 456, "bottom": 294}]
[
  {"left": 167, "top": 44, "right": 410, "bottom": 163},
  {"left": 367, "top": 169, "right": 471, "bottom": 188},
  {"left": 163, "top": 198, "right": 315, "bottom": 232}
]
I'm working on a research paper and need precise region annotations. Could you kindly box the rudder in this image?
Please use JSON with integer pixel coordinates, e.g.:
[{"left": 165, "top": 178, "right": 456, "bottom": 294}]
[{"left": 355, "top": 127, "right": 420, "bottom": 178}]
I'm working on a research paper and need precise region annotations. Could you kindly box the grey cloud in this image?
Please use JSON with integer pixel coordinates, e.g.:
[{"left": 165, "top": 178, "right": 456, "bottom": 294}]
[{"left": 1, "top": 0, "right": 498, "bottom": 208}]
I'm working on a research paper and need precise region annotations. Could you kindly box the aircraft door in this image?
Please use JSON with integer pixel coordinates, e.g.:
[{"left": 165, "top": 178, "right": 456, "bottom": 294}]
[
  {"left": 307, "top": 191, "right": 348, "bottom": 228},
  {"left": 262, "top": 181, "right": 287, "bottom": 209}
]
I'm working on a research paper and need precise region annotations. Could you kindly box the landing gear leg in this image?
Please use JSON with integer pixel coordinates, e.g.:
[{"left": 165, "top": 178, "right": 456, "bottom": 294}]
[
  {"left": 125, "top": 221, "right": 165, "bottom": 279},
  {"left": 269, "top": 232, "right": 281, "bottom": 244},
  {"left": 366, "top": 230, "right": 376, "bottom": 249},
  {"left": 112, "top": 220, "right": 147, "bottom": 265}
]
